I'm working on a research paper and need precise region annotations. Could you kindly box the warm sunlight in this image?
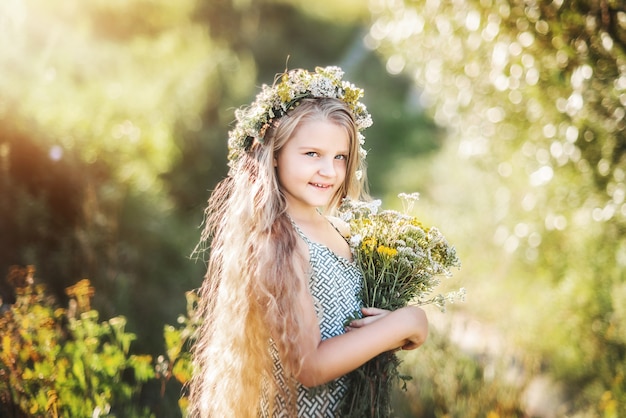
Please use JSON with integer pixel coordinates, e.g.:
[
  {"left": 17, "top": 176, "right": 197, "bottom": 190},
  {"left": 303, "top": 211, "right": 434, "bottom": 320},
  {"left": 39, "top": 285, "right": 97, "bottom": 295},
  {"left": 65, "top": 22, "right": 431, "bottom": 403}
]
[{"left": 0, "top": 0, "right": 211, "bottom": 191}]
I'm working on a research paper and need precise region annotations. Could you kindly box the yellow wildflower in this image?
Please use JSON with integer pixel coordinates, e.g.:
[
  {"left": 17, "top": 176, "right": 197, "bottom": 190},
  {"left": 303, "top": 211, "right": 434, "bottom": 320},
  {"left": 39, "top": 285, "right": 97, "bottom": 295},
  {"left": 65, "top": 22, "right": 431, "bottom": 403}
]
[
  {"left": 376, "top": 245, "right": 398, "bottom": 258},
  {"left": 361, "top": 237, "right": 377, "bottom": 254}
]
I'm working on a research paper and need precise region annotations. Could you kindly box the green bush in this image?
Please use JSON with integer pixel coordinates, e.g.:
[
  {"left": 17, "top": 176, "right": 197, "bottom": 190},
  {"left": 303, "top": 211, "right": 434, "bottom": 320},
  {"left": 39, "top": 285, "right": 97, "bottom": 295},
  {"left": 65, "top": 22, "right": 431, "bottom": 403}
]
[
  {"left": 0, "top": 265, "right": 196, "bottom": 418},
  {"left": 156, "top": 290, "right": 198, "bottom": 416}
]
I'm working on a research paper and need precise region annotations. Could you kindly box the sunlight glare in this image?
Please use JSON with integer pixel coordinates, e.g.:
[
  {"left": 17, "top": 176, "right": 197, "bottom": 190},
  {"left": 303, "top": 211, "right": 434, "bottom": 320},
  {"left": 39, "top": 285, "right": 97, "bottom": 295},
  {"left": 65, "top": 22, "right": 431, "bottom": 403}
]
[
  {"left": 49, "top": 145, "right": 63, "bottom": 161},
  {"left": 530, "top": 165, "right": 553, "bottom": 187},
  {"left": 386, "top": 54, "right": 405, "bottom": 75},
  {"left": 465, "top": 10, "right": 481, "bottom": 32}
]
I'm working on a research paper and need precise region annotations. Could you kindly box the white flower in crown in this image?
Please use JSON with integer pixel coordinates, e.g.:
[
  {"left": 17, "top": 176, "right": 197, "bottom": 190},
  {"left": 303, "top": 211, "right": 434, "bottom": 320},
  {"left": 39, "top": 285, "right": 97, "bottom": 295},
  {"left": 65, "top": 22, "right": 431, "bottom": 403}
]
[
  {"left": 310, "top": 77, "right": 336, "bottom": 97},
  {"left": 227, "top": 66, "right": 372, "bottom": 164}
]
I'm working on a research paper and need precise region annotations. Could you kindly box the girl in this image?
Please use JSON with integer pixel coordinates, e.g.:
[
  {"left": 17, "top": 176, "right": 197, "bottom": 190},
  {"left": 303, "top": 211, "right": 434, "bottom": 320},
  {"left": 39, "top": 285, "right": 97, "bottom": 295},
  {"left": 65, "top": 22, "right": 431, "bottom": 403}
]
[{"left": 188, "top": 66, "right": 428, "bottom": 417}]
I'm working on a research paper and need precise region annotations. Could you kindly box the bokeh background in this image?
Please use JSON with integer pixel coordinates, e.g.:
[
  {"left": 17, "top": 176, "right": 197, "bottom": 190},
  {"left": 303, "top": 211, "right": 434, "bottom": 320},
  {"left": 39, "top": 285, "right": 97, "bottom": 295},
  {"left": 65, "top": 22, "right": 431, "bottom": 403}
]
[{"left": 1, "top": 0, "right": 625, "bottom": 417}]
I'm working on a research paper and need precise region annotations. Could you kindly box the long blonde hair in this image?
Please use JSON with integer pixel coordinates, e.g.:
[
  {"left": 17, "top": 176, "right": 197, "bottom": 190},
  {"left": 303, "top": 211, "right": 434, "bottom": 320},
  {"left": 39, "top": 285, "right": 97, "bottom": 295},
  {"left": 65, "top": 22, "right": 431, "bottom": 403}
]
[{"left": 188, "top": 98, "right": 368, "bottom": 417}]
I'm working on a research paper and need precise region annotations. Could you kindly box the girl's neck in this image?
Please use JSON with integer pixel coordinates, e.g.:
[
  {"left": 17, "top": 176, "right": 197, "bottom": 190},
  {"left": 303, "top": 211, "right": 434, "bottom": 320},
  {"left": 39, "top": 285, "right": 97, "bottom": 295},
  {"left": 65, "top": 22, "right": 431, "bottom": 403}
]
[{"left": 286, "top": 206, "right": 326, "bottom": 226}]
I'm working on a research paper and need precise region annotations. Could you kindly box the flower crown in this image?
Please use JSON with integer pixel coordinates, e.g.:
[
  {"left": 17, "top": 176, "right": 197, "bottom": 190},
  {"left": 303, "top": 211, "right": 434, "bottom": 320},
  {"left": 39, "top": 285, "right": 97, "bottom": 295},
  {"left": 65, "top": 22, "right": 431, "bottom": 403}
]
[{"left": 227, "top": 66, "right": 373, "bottom": 163}]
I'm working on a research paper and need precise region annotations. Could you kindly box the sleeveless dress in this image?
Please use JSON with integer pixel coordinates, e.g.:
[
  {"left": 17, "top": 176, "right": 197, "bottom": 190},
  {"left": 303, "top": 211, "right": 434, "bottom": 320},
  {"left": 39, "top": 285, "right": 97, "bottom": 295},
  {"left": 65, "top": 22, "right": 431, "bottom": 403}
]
[{"left": 263, "top": 220, "right": 363, "bottom": 417}]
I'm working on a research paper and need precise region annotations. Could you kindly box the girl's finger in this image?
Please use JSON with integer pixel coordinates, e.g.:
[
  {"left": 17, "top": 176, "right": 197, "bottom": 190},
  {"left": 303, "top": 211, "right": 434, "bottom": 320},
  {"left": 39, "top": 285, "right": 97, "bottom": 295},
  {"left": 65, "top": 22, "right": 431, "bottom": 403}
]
[
  {"left": 349, "top": 316, "right": 373, "bottom": 328},
  {"left": 361, "top": 307, "right": 389, "bottom": 316},
  {"left": 348, "top": 318, "right": 365, "bottom": 328}
]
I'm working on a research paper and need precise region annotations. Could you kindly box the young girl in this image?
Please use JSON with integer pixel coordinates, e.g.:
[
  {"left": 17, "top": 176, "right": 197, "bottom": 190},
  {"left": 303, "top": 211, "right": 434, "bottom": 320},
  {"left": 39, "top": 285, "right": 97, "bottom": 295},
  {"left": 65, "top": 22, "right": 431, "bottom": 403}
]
[{"left": 188, "top": 66, "right": 428, "bottom": 417}]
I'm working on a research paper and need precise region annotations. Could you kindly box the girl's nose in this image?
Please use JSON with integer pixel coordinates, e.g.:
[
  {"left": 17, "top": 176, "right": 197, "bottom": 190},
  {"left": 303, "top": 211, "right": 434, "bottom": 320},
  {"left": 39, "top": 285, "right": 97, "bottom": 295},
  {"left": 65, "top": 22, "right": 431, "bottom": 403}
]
[{"left": 318, "top": 157, "right": 336, "bottom": 177}]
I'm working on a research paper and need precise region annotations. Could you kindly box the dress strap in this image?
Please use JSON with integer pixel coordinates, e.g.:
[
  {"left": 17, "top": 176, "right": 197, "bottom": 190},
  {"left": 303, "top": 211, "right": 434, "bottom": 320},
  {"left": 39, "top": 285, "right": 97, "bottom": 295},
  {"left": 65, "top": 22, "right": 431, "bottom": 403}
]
[
  {"left": 287, "top": 215, "right": 312, "bottom": 245},
  {"left": 326, "top": 217, "right": 351, "bottom": 246}
]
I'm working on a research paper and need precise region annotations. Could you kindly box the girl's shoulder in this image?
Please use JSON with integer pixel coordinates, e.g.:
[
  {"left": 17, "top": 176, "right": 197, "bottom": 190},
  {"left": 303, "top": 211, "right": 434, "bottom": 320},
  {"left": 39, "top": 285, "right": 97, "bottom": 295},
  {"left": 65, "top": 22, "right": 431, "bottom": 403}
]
[{"left": 326, "top": 216, "right": 350, "bottom": 239}]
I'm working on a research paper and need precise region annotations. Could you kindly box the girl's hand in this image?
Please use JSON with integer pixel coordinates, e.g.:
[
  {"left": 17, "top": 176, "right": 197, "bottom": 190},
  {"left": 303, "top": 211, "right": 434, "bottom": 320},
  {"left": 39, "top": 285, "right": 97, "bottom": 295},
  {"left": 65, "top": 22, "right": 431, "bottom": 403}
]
[
  {"left": 397, "top": 306, "right": 428, "bottom": 351},
  {"left": 345, "top": 307, "right": 390, "bottom": 331},
  {"left": 345, "top": 306, "right": 428, "bottom": 351}
]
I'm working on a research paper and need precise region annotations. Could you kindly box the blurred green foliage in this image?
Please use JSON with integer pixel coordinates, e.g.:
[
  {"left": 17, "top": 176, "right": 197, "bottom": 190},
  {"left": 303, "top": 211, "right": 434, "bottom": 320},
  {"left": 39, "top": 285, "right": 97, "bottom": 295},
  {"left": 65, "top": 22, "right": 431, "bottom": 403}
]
[
  {"left": 0, "top": 266, "right": 196, "bottom": 417},
  {"left": 0, "top": 266, "right": 154, "bottom": 417},
  {"left": 393, "top": 328, "right": 526, "bottom": 418},
  {"left": 370, "top": 0, "right": 626, "bottom": 415}
]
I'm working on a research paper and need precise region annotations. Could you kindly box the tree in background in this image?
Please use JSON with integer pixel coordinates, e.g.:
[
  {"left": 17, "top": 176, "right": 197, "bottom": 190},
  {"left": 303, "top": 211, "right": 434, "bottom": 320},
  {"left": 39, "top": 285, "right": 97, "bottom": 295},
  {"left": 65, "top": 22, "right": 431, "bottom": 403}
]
[
  {"left": 369, "top": 0, "right": 626, "bottom": 415},
  {"left": 0, "top": 0, "right": 240, "bottom": 337}
]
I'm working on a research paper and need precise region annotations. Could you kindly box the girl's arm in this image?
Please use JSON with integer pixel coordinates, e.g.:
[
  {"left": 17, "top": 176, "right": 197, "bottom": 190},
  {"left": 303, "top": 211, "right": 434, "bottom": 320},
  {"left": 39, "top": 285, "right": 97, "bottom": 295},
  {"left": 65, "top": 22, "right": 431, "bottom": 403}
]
[
  {"left": 294, "top": 278, "right": 428, "bottom": 387},
  {"left": 346, "top": 306, "right": 424, "bottom": 349}
]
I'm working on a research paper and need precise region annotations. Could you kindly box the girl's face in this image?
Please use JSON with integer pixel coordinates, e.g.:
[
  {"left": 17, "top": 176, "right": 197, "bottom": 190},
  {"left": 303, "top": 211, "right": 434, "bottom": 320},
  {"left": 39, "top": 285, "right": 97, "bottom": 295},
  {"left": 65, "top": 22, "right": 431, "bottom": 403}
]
[{"left": 275, "top": 119, "right": 349, "bottom": 218}]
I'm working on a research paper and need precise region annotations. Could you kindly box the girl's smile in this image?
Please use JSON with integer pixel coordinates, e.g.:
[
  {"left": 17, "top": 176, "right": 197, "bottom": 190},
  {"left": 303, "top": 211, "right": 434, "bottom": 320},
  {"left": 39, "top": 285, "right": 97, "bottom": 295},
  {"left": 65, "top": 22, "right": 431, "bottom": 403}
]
[{"left": 275, "top": 119, "right": 349, "bottom": 218}]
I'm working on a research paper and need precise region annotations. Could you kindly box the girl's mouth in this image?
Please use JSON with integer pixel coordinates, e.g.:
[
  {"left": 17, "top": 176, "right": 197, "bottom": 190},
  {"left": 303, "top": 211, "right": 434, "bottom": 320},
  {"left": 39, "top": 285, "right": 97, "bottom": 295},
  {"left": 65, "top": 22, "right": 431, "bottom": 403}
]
[{"left": 311, "top": 183, "right": 331, "bottom": 189}]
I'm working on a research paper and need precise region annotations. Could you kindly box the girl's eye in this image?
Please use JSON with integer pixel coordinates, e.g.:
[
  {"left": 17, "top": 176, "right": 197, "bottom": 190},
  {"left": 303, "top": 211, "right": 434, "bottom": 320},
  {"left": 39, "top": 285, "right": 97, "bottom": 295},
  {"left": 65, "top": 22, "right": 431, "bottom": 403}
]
[
  {"left": 305, "top": 151, "right": 319, "bottom": 157},
  {"left": 335, "top": 154, "right": 348, "bottom": 160}
]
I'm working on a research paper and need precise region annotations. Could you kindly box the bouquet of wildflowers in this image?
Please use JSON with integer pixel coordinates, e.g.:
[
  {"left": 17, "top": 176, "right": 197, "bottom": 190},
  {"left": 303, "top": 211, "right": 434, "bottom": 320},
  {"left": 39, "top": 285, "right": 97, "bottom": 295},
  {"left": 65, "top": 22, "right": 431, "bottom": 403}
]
[{"left": 338, "top": 193, "right": 464, "bottom": 418}]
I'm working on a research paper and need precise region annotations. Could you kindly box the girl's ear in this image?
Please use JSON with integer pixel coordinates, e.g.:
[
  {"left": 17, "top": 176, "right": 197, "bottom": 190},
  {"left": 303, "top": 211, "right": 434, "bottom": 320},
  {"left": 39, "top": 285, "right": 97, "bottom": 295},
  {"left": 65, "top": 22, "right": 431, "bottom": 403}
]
[{"left": 273, "top": 158, "right": 278, "bottom": 167}]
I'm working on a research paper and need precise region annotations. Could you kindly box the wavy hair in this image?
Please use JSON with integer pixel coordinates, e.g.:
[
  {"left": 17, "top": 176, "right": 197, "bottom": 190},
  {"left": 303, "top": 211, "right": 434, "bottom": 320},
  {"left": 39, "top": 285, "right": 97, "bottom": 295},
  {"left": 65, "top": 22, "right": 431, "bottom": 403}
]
[{"left": 187, "top": 98, "right": 368, "bottom": 417}]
